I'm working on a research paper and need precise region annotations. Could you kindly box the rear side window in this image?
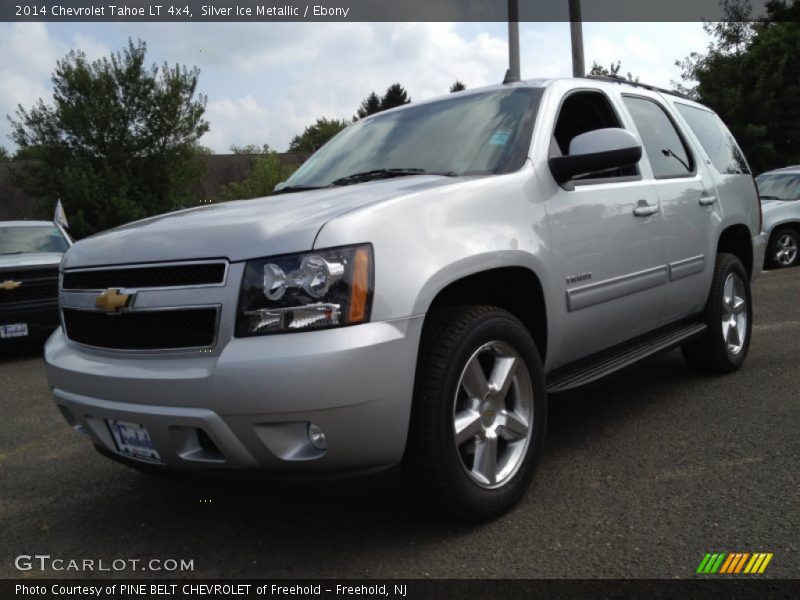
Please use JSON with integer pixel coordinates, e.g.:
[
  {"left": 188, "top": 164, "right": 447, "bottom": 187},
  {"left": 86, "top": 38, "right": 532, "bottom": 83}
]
[
  {"left": 675, "top": 103, "right": 750, "bottom": 175},
  {"left": 623, "top": 96, "right": 694, "bottom": 179}
]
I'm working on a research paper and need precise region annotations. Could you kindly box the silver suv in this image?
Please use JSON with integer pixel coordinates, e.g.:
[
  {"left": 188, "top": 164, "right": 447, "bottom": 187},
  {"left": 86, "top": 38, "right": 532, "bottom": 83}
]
[{"left": 45, "top": 77, "right": 764, "bottom": 520}]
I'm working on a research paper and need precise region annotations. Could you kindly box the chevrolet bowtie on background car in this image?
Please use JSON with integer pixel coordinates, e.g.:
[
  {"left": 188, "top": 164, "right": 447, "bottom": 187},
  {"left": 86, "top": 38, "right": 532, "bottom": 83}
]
[
  {"left": 755, "top": 166, "right": 800, "bottom": 268},
  {"left": 45, "top": 77, "right": 764, "bottom": 521},
  {"left": 1, "top": 220, "right": 71, "bottom": 342}
]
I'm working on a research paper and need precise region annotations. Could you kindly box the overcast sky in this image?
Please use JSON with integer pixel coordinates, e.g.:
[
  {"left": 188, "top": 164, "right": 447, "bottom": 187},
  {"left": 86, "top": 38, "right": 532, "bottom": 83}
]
[{"left": 0, "top": 21, "right": 711, "bottom": 154}]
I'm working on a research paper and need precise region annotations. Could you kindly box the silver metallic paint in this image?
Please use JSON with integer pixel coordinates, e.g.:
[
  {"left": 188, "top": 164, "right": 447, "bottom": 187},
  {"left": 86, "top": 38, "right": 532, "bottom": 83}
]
[{"left": 45, "top": 78, "right": 764, "bottom": 473}]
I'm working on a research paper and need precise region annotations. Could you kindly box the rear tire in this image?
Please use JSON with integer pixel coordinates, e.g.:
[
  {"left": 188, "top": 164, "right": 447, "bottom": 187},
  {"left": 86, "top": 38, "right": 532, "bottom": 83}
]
[
  {"left": 682, "top": 253, "right": 752, "bottom": 374},
  {"left": 767, "top": 226, "right": 799, "bottom": 268},
  {"left": 404, "top": 305, "right": 546, "bottom": 522}
]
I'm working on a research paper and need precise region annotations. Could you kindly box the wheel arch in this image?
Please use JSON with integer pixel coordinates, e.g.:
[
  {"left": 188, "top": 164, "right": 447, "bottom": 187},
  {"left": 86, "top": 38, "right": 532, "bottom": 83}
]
[
  {"left": 420, "top": 265, "right": 548, "bottom": 365},
  {"left": 764, "top": 220, "right": 800, "bottom": 267},
  {"left": 766, "top": 220, "right": 800, "bottom": 245},
  {"left": 717, "top": 223, "right": 754, "bottom": 279}
]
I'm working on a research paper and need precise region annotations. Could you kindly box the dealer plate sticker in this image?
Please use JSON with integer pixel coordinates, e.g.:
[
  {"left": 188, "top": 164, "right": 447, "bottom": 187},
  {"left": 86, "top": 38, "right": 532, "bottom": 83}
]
[
  {"left": 107, "top": 419, "right": 162, "bottom": 462},
  {"left": 0, "top": 323, "right": 28, "bottom": 338}
]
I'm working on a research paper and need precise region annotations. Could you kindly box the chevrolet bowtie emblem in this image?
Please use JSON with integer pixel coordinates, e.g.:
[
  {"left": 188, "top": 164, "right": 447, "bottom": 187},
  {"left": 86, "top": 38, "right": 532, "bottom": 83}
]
[
  {"left": 95, "top": 288, "right": 132, "bottom": 313},
  {"left": 0, "top": 280, "right": 22, "bottom": 291}
]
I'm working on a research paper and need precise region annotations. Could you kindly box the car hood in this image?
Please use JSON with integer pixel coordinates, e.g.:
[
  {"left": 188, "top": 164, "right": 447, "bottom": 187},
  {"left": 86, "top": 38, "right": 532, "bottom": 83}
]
[
  {"left": 0, "top": 252, "right": 63, "bottom": 271},
  {"left": 62, "top": 176, "right": 464, "bottom": 269},
  {"left": 761, "top": 199, "right": 797, "bottom": 211}
]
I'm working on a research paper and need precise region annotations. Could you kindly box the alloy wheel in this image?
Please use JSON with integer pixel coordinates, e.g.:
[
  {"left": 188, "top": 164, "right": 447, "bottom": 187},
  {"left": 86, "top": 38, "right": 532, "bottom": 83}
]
[
  {"left": 775, "top": 233, "right": 798, "bottom": 266},
  {"left": 721, "top": 272, "right": 748, "bottom": 355},
  {"left": 452, "top": 341, "right": 534, "bottom": 489}
]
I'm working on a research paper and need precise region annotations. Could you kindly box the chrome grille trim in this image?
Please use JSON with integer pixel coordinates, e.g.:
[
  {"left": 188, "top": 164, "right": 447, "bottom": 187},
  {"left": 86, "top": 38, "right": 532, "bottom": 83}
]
[{"left": 61, "top": 259, "right": 229, "bottom": 292}]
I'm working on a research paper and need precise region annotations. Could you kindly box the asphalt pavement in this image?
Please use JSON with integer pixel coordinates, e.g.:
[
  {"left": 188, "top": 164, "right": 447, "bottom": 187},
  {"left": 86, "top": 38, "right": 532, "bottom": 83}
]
[{"left": 1, "top": 268, "right": 798, "bottom": 579}]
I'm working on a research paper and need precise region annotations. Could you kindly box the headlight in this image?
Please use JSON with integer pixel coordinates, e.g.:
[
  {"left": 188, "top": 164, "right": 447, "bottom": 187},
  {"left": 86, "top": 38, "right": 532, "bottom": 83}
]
[{"left": 236, "top": 244, "right": 373, "bottom": 336}]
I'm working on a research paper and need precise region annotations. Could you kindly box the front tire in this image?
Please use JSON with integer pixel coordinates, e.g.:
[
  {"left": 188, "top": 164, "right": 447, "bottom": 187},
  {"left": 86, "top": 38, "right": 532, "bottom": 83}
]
[
  {"left": 682, "top": 253, "right": 752, "bottom": 373},
  {"left": 404, "top": 305, "right": 546, "bottom": 522},
  {"left": 767, "top": 227, "right": 799, "bottom": 268}
]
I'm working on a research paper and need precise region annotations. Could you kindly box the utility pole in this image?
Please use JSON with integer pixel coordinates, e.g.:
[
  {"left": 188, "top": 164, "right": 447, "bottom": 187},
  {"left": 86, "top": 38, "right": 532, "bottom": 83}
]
[
  {"left": 568, "top": 0, "right": 585, "bottom": 77},
  {"left": 506, "top": 0, "right": 520, "bottom": 82}
]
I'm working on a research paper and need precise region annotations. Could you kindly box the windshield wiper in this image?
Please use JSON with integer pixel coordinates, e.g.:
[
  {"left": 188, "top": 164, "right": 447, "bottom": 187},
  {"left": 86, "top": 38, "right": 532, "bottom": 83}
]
[
  {"left": 0, "top": 251, "right": 24, "bottom": 255},
  {"left": 271, "top": 185, "right": 330, "bottom": 195},
  {"left": 331, "top": 168, "right": 457, "bottom": 187},
  {"left": 758, "top": 194, "right": 784, "bottom": 201}
]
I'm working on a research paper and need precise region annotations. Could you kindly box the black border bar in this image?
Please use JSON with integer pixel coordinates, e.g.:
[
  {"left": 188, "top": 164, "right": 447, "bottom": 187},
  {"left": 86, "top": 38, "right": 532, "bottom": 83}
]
[
  {"left": 1, "top": 0, "right": 781, "bottom": 23},
  {"left": 4, "top": 579, "right": 800, "bottom": 600}
]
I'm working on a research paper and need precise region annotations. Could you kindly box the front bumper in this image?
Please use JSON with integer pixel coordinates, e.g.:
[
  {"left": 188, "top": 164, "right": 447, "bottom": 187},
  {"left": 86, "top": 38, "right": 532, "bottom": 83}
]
[{"left": 45, "top": 316, "right": 423, "bottom": 474}]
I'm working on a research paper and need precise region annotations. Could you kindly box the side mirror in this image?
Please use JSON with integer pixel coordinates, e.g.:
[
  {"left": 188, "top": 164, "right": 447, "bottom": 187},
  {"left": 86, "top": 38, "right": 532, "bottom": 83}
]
[{"left": 548, "top": 128, "right": 642, "bottom": 185}]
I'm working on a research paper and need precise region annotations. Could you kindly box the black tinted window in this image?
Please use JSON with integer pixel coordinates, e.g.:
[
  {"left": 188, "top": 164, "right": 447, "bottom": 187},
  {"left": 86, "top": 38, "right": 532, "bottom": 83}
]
[
  {"left": 675, "top": 103, "right": 750, "bottom": 175},
  {"left": 551, "top": 91, "right": 637, "bottom": 180},
  {"left": 623, "top": 96, "right": 693, "bottom": 179}
]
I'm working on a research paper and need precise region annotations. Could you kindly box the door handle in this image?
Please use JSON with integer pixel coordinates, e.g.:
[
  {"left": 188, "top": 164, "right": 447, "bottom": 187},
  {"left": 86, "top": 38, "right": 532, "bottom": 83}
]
[
  {"left": 699, "top": 194, "right": 717, "bottom": 206},
  {"left": 633, "top": 200, "right": 659, "bottom": 217}
]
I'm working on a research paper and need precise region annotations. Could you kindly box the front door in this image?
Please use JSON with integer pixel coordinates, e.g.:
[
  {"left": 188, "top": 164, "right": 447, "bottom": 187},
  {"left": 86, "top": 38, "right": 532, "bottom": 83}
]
[{"left": 541, "top": 88, "right": 667, "bottom": 369}]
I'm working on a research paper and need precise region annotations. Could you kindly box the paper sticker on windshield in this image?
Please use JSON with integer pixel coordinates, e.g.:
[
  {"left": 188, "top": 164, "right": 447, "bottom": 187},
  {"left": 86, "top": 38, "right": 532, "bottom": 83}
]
[{"left": 489, "top": 129, "right": 512, "bottom": 145}]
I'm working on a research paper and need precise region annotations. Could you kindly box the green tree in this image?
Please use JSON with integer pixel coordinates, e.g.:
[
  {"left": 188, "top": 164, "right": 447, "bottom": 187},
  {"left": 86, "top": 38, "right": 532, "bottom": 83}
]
[
  {"left": 449, "top": 80, "right": 466, "bottom": 93},
  {"left": 675, "top": 0, "right": 800, "bottom": 172},
  {"left": 588, "top": 60, "right": 639, "bottom": 82},
  {"left": 288, "top": 117, "right": 348, "bottom": 153},
  {"left": 355, "top": 91, "right": 382, "bottom": 119},
  {"left": 229, "top": 143, "right": 272, "bottom": 154},
  {"left": 8, "top": 38, "right": 209, "bottom": 238},
  {"left": 380, "top": 83, "right": 411, "bottom": 110},
  {"left": 355, "top": 84, "right": 412, "bottom": 120},
  {"left": 218, "top": 151, "right": 296, "bottom": 201},
  {"left": 0, "top": 146, "right": 9, "bottom": 161}
]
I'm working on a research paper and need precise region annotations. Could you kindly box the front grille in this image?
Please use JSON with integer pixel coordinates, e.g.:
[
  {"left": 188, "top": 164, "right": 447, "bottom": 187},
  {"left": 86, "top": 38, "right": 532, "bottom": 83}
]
[
  {"left": 63, "top": 308, "right": 218, "bottom": 350},
  {"left": 0, "top": 282, "right": 58, "bottom": 305},
  {"left": 0, "top": 268, "right": 58, "bottom": 306},
  {"left": 62, "top": 262, "right": 226, "bottom": 290},
  {"left": 0, "top": 267, "right": 58, "bottom": 282}
]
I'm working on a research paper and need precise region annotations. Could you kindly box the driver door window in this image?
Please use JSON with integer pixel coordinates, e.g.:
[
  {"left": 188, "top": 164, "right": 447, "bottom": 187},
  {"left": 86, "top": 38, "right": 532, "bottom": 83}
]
[{"left": 550, "top": 91, "right": 638, "bottom": 182}]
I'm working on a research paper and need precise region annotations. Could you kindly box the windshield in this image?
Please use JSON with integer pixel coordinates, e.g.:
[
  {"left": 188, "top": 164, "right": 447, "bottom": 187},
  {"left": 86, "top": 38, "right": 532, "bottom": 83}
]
[
  {"left": 0, "top": 226, "right": 69, "bottom": 254},
  {"left": 755, "top": 173, "right": 800, "bottom": 201},
  {"left": 284, "top": 87, "right": 543, "bottom": 189}
]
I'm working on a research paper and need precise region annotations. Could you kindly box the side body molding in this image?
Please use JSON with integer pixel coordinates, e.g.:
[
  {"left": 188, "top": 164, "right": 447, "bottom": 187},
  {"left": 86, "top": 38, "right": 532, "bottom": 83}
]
[
  {"left": 668, "top": 255, "right": 705, "bottom": 282},
  {"left": 566, "top": 265, "right": 668, "bottom": 312}
]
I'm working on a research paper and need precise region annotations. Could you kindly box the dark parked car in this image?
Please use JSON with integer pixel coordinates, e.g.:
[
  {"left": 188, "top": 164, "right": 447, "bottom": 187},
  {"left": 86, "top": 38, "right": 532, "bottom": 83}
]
[{"left": 1, "top": 221, "right": 71, "bottom": 341}]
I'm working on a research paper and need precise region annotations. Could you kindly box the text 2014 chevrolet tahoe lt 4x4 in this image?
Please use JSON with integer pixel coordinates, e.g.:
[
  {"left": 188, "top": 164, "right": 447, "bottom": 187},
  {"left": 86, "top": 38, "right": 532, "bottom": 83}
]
[{"left": 46, "top": 77, "right": 765, "bottom": 520}]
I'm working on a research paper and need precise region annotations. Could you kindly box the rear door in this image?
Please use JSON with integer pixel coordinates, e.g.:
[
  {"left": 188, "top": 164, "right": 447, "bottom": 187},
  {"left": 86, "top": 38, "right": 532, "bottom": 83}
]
[
  {"left": 621, "top": 93, "right": 719, "bottom": 324},
  {"left": 673, "top": 100, "right": 758, "bottom": 257}
]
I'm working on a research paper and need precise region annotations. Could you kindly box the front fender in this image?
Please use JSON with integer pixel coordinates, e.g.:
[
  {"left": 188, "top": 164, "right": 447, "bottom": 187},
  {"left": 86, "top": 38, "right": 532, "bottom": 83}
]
[{"left": 311, "top": 163, "right": 552, "bottom": 323}]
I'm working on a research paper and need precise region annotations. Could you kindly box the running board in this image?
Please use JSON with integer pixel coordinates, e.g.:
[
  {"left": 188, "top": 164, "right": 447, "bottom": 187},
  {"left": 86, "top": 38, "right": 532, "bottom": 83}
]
[{"left": 546, "top": 322, "right": 707, "bottom": 393}]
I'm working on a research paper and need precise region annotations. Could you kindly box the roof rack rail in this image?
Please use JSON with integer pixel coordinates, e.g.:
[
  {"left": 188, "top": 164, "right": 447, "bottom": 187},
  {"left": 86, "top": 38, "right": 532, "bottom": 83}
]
[{"left": 583, "top": 74, "right": 693, "bottom": 101}]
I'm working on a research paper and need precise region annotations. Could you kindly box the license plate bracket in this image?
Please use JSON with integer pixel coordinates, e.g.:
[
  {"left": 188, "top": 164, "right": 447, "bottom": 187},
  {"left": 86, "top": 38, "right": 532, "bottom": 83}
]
[
  {"left": 0, "top": 323, "right": 28, "bottom": 339},
  {"left": 106, "top": 419, "right": 162, "bottom": 463}
]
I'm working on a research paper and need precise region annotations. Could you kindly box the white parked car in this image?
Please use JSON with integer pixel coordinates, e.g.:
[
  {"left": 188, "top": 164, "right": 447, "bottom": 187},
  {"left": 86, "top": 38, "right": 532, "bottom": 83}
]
[{"left": 756, "top": 167, "right": 800, "bottom": 268}]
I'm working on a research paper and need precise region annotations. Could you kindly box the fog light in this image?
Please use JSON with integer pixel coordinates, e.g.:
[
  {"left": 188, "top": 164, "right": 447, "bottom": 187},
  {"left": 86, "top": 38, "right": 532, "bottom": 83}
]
[{"left": 307, "top": 423, "right": 327, "bottom": 450}]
